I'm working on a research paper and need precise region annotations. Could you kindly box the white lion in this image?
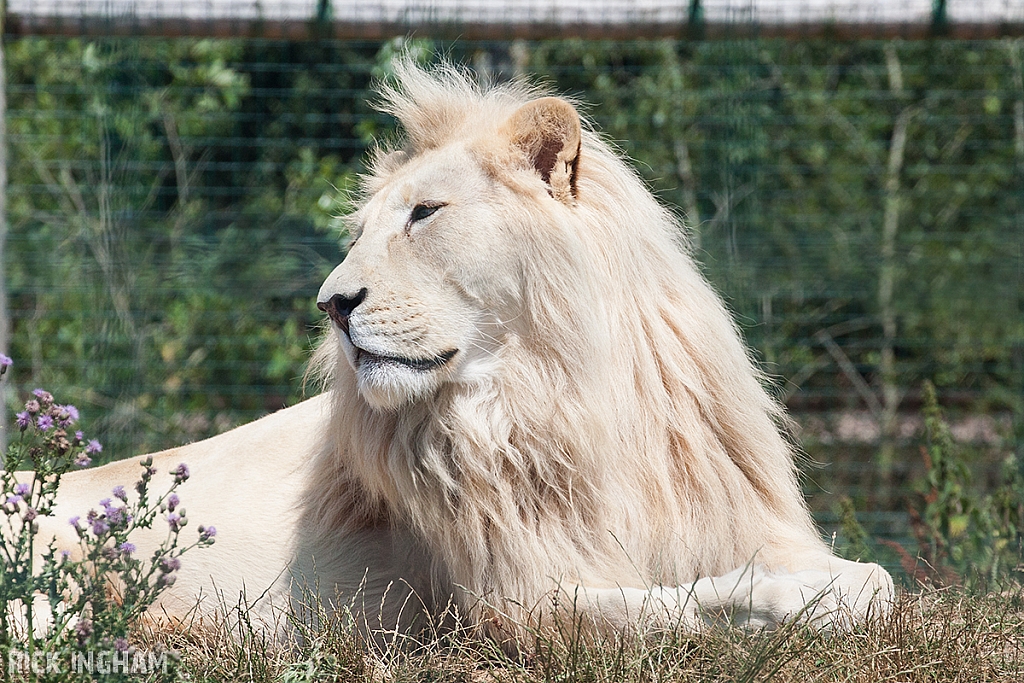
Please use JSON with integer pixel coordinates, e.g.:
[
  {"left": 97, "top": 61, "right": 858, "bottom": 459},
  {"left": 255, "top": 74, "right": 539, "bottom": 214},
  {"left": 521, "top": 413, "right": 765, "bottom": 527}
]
[{"left": 35, "top": 60, "right": 892, "bottom": 645}]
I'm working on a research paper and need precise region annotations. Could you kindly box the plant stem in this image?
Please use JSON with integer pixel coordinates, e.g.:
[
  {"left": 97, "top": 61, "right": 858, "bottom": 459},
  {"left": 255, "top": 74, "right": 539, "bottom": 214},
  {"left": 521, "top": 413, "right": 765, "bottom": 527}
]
[{"left": 878, "top": 43, "right": 914, "bottom": 481}]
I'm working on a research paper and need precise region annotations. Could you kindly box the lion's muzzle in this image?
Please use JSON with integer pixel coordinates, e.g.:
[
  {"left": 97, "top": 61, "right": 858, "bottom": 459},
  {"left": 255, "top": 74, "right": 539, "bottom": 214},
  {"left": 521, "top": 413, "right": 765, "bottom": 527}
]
[{"left": 317, "top": 288, "right": 367, "bottom": 335}]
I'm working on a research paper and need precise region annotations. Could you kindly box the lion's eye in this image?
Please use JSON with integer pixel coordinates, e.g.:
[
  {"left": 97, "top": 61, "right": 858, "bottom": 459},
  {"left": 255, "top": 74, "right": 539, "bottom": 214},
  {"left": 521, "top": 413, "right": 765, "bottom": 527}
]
[{"left": 410, "top": 203, "right": 442, "bottom": 224}]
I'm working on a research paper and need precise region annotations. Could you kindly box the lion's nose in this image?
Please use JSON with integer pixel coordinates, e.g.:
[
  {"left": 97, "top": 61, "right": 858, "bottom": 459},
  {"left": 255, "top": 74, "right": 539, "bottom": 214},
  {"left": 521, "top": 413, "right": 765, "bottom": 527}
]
[{"left": 317, "top": 288, "right": 367, "bottom": 334}]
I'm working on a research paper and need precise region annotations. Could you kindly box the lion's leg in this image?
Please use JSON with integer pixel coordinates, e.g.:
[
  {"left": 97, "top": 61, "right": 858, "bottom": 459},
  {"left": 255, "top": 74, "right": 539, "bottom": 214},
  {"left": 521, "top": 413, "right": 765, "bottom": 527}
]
[
  {"left": 760, "top": 554, "right": 895, "bottom": 628},
  {"left": 565, "top": 558, "right": 893, "bottom": 634}
]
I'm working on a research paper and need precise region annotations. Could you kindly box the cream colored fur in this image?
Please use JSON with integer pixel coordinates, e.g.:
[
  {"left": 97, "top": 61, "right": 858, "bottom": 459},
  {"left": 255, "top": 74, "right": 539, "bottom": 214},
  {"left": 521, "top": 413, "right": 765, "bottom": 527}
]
[{"left": 33, "top": 60, "right": 892, "bottom": 645}]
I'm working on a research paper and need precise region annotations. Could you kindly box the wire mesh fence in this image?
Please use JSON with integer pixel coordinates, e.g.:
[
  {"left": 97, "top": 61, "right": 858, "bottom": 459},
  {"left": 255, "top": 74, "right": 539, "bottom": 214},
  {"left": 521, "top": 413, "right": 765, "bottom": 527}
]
[{"left": 2, "top": 3, "right": 1023, "bottom": 567}]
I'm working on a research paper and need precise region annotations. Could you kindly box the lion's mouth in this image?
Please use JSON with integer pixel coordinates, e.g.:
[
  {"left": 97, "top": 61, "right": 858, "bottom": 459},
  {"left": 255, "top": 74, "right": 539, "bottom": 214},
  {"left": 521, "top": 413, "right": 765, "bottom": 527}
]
[{"left": 354, "top": 346, "right": 458, "bottom": 372}]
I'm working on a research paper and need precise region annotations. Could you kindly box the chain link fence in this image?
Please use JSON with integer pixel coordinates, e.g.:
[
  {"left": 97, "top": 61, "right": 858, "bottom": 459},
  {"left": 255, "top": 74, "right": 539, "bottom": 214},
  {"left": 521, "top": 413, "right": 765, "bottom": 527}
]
[{"left": 2, "top": 2, "right": 1023, "bottom": 566}]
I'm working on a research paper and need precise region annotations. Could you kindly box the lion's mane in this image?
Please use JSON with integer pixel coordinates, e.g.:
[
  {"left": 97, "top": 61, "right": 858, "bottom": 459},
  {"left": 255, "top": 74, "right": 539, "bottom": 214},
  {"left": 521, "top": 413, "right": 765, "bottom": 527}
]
[{"left": 302, "top": 61, "right": 826, "bottom": 628}]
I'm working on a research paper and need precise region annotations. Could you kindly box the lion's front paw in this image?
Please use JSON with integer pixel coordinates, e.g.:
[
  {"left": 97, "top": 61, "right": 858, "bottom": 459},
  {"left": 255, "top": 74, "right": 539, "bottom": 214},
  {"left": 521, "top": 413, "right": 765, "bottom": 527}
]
[{"left": 755, "top": 563, "right": 893, "bottom": 631}]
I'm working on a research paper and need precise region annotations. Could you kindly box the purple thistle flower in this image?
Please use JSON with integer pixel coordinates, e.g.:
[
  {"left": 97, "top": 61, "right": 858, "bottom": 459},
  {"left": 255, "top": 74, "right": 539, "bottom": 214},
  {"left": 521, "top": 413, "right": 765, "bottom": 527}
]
[
  {"left": 112, "top": 485, "right": 127, "bottom": 502},
  {"left": 69, "top": 515, "right": 81, "bottom": 528},
  {"left": 36, "top": 415, "right": 53, "bottom": 431},
  {"left": 74, "top": 619, "right": 92, "bottom": 638},
  {"left": 32, "top": 388, "right": 52, "bottom": 403},
  {"left": 24, "top": 400, "right": 40, "bottom": 415},
  {"left": 172, "top": 463, "right": 190, "bottom": 484},
  {"left": 166, "top": 493, "right": 179, "bottom": 512},
  {"left": 199, "top": 525, "right": 217, "bottom": 542},
  {"left": 74, "top": 455, "right": 92, "bottom": 468},
  {"left": 113, "top": 637, "right": 129, "bottom": 653},
  {"left": 85, "top": 439, "right": 103, "bottom": 455},
  {"left": 5, "top": 495, "right": 22, "bottom": 506},
  {"left": 23, "top": 507, "right": 37, "bottom": 522},
  {"left": 13, "top": 483, "right": 30, "bottom": 497},
  {"left": 106, "top": 506, "right": 130, "bottom": 528},
  {"left": 56, "top": 404, "right": 79, "bottom": 427},
  {"left": 0, "top": 354, "right": 12, "bottom": 373},
  {"left": 90, "top": 518, "right": 109, "bottom": 536},
  {"left": 159, "top": 555, "right": 181, "bottom": 573},
  {"left": 119, "top": 542, "right": 136, "bottom": 556},
  {"left": 166, "top": 512, "right": 182, "bottom": 531},
  {"left": 15, "top": 412, "right": 30, "bottom": 430},
  {"left": 73, "top": 618, "right": 93, "bottom": 646},
  {"left": 60, "top": 549, "right": 70, "bottom": 560},
  {"left": 74, "top": 430, "right": 84, "bottom": 443}
]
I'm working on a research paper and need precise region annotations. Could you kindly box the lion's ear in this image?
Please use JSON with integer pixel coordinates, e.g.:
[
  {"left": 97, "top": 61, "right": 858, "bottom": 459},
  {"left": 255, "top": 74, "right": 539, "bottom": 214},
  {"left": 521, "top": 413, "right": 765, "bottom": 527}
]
[{"left": 501, "top": 97, "right": 581, "bottom": 204}]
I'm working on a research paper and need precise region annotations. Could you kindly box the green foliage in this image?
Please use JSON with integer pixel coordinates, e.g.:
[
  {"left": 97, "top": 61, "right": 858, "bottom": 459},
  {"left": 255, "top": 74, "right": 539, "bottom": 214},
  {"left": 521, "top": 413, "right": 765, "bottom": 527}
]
[
  {"left": 992, "top": 443, "right": 1024, "bottom": 571},
  {"left": 831, "top": 382, "right": 1024, "bottom": 585},
  {"left": 5, "top": 38, "right": 363, "bottom": 457},
  {"left": 835, "top": 496, "right": 874, "bottom": 563},
  {"left": 915, "top": 381, "right": 990, "bottom": 575},
  {"left": 836, "top": 382, "right": 1024, "bottom": 585},
  {"left": 0, "top": 365, "right": 215, "bottom": 682},
  {"left": 904, "top": 382, "right": 1024, "bottom": 584}
]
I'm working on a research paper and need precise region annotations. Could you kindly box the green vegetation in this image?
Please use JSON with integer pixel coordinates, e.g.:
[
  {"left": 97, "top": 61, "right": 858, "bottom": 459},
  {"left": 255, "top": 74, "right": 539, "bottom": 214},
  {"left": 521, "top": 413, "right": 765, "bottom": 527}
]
[
  {"left": 833, "top": 382, "right": 1024, "bottom": 587},
  {"left": 5, "top": 38, "right": 373, "bottom": 455}
]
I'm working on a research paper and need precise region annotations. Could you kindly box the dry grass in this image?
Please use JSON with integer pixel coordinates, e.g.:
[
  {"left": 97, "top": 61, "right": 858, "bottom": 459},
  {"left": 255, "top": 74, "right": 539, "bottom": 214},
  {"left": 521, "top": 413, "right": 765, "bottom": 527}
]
[{"left": 140, "top": 582, "right": 1024, "bottom": 682}]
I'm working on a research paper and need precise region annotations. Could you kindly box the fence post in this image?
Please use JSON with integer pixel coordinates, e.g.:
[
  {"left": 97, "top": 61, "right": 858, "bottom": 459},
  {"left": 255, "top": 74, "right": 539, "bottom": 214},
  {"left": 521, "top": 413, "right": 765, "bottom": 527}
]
[
  {"left": 931, "top": 0, "right": 949, "bottom": 37},
  {"left": 688, "top": 0, "right": 704, "bottom": 40}
]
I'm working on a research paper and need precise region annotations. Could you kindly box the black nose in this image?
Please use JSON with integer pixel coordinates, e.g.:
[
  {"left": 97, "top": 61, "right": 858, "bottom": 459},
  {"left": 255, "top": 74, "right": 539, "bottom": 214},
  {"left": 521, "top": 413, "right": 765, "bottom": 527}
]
[{"left": 317, "top": 288, "right": 367, "bottom": 334}]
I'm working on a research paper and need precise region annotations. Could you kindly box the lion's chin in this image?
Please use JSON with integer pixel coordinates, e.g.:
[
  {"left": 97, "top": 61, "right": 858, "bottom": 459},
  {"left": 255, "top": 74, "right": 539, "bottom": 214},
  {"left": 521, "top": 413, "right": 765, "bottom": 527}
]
[
  {"left": 354, "top": 362, "right": 442, "bottom": 410},
  {"left": 347, "top": 346, "right": 457, "bottom": 411}
]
